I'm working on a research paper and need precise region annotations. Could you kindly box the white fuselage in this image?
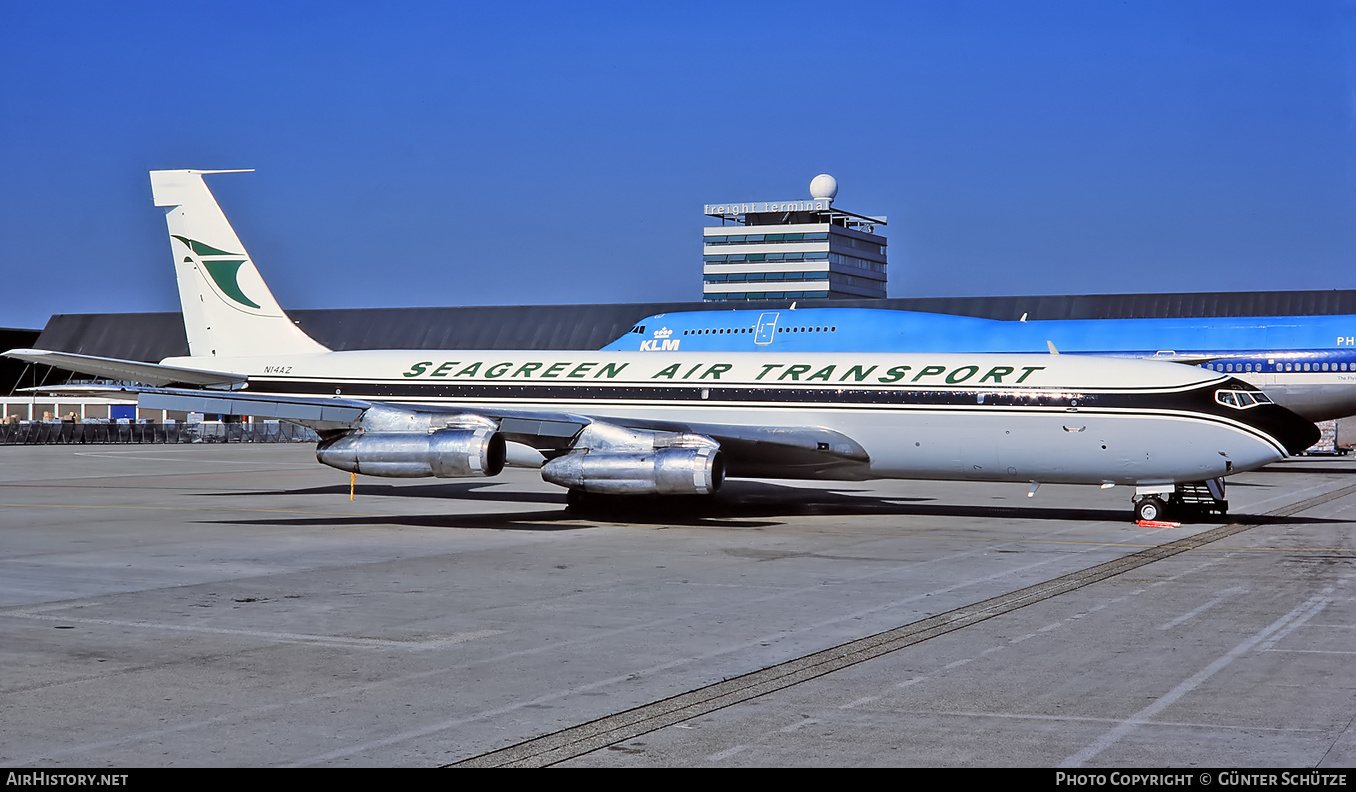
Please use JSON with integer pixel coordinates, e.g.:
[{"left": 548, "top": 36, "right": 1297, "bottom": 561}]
[{"left": 159, "top": 349, "right": 1304, "bottom": 487}]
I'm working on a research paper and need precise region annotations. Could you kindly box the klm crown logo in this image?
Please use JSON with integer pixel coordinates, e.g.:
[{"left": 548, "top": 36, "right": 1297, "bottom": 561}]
[{"left": 641, "top": 326, "right": 680, "bottom": 352}]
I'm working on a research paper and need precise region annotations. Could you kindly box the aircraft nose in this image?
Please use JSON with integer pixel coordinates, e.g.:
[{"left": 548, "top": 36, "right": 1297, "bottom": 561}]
[{"left": 1248, "top": 404, "right": 1321, "bottom": 456}]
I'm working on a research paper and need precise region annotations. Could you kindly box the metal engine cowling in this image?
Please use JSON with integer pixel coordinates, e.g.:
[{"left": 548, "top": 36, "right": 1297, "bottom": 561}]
[
  {"left": 540, "top": 446, "right": 724, "bottom": 496},
  {"left": 317, "top": 428, "right": 506, "bottom": 478}
]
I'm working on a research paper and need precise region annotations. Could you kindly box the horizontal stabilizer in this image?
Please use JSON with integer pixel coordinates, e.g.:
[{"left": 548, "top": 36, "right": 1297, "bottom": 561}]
[
  {"left": 2, "top": 349, "right": 247, "bottom": 388},
  {"left": 16, "top": 384, "right": 137, "bottom": 399}
]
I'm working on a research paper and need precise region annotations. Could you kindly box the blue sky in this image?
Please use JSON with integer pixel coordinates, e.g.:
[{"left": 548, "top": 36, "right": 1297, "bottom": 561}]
[{"left": 3, "top": 1, "right": 1356, "bottom": 330}]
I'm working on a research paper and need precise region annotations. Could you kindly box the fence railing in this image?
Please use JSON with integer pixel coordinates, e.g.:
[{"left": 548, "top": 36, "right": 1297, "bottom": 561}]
[{"left": 0, "top": 422, "right": 319, "bottom": 445}]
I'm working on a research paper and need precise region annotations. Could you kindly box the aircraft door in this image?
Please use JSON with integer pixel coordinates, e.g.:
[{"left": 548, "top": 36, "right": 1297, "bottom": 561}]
[{"left": 754, "top": 312, "right": 780, "bottom": 345}]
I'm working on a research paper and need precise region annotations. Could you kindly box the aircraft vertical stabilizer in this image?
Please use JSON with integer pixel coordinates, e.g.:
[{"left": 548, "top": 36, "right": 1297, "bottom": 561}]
[{"left": 150, "top": 169, "right": 330, "bottom": 359}]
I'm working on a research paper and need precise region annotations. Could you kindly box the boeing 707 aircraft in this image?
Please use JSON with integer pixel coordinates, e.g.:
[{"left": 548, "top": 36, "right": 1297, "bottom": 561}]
[{"left": 3, "top": 171, "right": 1319, "bottom": 522}]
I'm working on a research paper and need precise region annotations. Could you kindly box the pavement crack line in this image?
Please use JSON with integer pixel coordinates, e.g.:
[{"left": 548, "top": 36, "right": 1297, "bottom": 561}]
[{"left": 450, "top": 479, "right": 1356, "bottom": 768}]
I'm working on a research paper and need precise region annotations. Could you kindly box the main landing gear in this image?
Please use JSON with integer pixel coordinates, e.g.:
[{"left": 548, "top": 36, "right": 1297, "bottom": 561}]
[
  {"left": 565, "top": 488, "right": 718, "bottom": 516},
  {"left": 1132, "top": 479, "right": 1229, "bottom": 523}
]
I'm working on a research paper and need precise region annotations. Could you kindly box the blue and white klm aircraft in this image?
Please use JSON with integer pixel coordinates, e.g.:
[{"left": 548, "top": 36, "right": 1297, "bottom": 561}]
[
  {"left": 2, "top": 171, "right": 1319, "bottom": 521},
  {"left": 605, "top": 307, "right": 1356, "bottom": 423}
]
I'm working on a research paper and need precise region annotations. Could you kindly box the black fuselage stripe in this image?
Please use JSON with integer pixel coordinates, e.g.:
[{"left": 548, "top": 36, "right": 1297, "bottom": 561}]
[
  {"left": 250, "top": 374, "right": 1222, "bottom": 395},
  {"left": 250, "top": 378, "right": 1215, "bottom": 408}
]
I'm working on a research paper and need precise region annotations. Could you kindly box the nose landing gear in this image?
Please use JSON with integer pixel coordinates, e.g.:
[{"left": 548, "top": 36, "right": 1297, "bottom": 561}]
[
  {"left": 1133, "top": 478, "right": 1229, "bottom": 523},
  {"left": 1134, "top": 496, "right": 1167, "bottom": 522}
]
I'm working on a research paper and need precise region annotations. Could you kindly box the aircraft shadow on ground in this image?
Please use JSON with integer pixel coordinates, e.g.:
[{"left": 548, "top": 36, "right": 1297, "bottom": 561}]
[
  {"left": 199, "top": 479, "right": 1353, "bottom": 530},
  {"left": 1259, "top": 464, "right": 1356, "bottom": 475}
]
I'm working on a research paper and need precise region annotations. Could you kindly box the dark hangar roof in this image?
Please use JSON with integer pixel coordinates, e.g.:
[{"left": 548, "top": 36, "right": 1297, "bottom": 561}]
[{"left": 27, "top": 289, "right": 1356, "bottom": 363}]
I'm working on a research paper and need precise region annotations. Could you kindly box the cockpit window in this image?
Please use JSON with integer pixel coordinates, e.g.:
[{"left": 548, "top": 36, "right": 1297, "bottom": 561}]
[{"left": 1216, "top": 389, "right": 1271, "bottom": 409}]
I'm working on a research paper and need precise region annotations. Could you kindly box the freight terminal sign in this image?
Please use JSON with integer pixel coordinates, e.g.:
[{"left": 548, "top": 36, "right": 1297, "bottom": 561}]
[{"left": 705, "top": 199, "right": 832, "bottom": 215}]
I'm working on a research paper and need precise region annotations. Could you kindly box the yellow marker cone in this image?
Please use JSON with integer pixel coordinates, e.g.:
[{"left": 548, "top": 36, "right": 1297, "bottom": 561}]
[{"left": 350, "top": 471, "right": 355, "bottom": 501}]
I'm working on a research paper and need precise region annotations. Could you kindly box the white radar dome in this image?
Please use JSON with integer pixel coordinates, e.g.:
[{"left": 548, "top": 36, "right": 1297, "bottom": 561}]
[{"left": 809, "top": 173, "right": 838, "bottom": 201}]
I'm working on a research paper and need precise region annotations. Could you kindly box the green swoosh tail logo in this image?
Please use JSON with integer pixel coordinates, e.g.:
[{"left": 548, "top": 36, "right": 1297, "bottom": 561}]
[
  {"left": 201, "top": 260, "right": 262, "bottom": 309},
  {"left": 173, "top": 235, "right": 262, "bottom": 309}
]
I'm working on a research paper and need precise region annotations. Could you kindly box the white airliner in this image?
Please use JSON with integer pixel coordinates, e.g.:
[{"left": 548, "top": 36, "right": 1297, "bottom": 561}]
[{"left": 3, "top": 171, "right": 1319, "bottom": 521}]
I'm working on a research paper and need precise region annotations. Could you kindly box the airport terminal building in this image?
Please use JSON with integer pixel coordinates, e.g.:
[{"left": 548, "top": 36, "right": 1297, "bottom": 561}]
[{"left": 702, "top": 175, "right": 889, "bottom": 302}]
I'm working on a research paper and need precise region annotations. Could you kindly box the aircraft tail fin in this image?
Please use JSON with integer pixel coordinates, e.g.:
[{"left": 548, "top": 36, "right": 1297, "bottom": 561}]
[{"left": 150, "top": 170, "right": 330, "bottom": 359}]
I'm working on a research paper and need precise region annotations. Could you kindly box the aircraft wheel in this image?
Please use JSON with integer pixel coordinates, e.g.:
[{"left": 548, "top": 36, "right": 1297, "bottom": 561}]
[
  {"left": 565, "top": 488, "right": 624, "bottom": 515},
  {"left": 1135, "top": 496, "right": 1167, "bottom": 522}
]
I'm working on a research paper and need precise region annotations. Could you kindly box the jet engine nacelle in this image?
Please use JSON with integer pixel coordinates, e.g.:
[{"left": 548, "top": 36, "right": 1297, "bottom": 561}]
[
  {"left": 540, "top": 447, "right": 724, "bottom": 496},
  {"left": 316, "top": 428, "right": 506, "bottom": 478}
]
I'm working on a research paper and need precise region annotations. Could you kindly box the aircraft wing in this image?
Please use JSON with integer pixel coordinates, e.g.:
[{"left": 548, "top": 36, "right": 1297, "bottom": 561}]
[
  {"left": 134, "top": 387, "right": 370, "bottom": 426},
  {"left": 2, "top": 349, "right": 247, "bottom": 388},
  {"left": 132, "top": 386, "right": 589, "bottom": 441},
  {"left": 115, "top": 385, "right": 871, "bottom": 477},
  {"left": 572, "top": 414, "right": 870, "bottom": 477}
]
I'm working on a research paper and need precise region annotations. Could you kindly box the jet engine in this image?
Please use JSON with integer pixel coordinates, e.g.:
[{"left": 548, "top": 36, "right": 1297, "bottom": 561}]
[
  {"left": 315, "top": 406, "right": 506, "bottom": 478},
  {"left": 539, "top": 423, "right": 725, "bottom": 496},
  {"left": 541, "top": 446, "right": 724, "bottom": 496},
  {"left": 317, "top": 429, "right": 506, "bottom": 478}
]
